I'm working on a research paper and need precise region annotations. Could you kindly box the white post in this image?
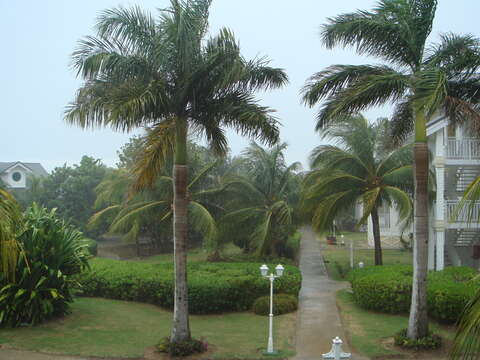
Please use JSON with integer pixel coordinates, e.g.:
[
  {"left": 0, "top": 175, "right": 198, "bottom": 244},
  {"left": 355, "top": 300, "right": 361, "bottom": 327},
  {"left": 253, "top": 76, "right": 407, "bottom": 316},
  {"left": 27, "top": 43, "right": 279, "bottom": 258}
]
[
  {"left": 350, "top": 238, "right": 354, "bottom": 269},
  {"left": 436, "top": 229, "right": 445, "bottom": 270},
  {"left": 322, "top": 337, "right": 351, "bottom": 359},
  {"left": 267, "top": 275, "right": 274, "bottom": 353},
  {"left": 433, "top": 130, "right": 446, "bottom": 271}
]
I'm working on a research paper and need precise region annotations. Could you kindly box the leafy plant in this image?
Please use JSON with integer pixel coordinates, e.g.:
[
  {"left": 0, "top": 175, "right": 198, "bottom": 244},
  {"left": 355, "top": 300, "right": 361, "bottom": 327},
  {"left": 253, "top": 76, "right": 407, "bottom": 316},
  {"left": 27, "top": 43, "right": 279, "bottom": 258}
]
[
  {"left": 157, "top": 337, "right": 208, "bottom": 357},
  {"left": 0, "top": 205, "right": 89, "bottom": 327},
  {"left": 394, "top": 329, "right": 441, "bottom": 350}
]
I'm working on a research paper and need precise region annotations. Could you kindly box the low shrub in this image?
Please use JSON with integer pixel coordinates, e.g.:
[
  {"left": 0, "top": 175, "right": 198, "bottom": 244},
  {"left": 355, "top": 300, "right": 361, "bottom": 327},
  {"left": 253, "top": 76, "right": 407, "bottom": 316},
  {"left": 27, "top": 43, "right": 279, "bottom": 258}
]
[
  {"left": 157, "top": 337, "right": 208, "bottom": 356},
  {"left": 0, "top": 205, "right": 89, "bottom": 327},
  {"left": 77, "top": 258, "right": 301, "bottom": 314},
  {"left": 348, "top": 265, "right": 479, "bottom": 323},
  {"left": 394, "top": 329, "right": 442, "bottom": 350},
  {"left": 252, "top": 294, "right": 298, "bottom": 316}
]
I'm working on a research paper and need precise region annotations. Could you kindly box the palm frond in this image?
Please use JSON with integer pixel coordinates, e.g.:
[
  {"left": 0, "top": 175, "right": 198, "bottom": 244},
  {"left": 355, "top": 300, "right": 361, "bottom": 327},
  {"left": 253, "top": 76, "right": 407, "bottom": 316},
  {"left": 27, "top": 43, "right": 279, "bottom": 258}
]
[{"left": 189, "top": 201, "right": 218, "bottom": 251}]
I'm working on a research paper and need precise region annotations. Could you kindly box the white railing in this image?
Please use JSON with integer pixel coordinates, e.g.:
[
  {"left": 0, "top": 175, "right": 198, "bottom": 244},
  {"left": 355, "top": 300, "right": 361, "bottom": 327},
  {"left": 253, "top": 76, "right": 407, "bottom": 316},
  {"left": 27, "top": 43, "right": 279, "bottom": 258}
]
[
  {"left": 447, "top": 138, "right": 480, "bottom": 160},
  {"left": 446, "top": 200, "right": 480, "bottom": 223}
]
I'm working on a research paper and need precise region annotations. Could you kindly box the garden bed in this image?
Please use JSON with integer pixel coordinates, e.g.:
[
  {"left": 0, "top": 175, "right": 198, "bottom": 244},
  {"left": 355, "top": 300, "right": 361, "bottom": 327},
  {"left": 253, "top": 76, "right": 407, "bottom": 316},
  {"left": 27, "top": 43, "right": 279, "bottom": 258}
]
[{"left": 76, "top": 258, "right": 302, "bottom": 314}]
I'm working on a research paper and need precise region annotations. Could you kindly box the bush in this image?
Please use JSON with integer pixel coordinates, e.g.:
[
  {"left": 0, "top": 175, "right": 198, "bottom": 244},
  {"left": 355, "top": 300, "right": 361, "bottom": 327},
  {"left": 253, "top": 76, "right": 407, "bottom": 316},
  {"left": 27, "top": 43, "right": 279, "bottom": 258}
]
[
  {"left": 77, "top": 258, "right": 301, "bottom": 314},
  {"left": 0, "top": 205, "right": 89, "bottom": 327},
  {"left": 394, "top": 329, "right": 442, "bottom": 350},
  {"left": 348, "top": 265, "right": 479, "bottom": 323},
  {"left": 284, "top": 231, "right": 302, "bottom": 260},
  {"left": 157, "top": 337, "right": 208, "bottom": 356},
  {"left": 252, "top": 294, "right": 298, "bottom": 316}
]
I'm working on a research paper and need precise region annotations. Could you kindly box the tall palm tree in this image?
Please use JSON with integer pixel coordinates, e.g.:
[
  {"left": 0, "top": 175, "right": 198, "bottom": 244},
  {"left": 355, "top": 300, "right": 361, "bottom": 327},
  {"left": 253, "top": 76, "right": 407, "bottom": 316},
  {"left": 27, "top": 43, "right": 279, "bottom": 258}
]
[
  {"left": 301, "top": 0, "right": 480, "bottom": 339},
  {"left": 221, "top": 142, "right": 301, "bottom": 257},
  {"left": 302, "top": 115, "right": 413, "bottom": 265},
  {"left": 65, "top": 1, "right": 287, "bottom": 343}
]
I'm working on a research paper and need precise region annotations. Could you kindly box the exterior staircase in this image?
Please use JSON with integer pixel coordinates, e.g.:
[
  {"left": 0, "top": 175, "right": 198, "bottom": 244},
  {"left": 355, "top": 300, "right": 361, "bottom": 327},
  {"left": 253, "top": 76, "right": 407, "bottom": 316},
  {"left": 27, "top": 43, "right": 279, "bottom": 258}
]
[
  {"left": 453, "top": 229, "right": 480, "bottom": 247},
  {"left": 455, "top": 167, "right": 479, "bottom": 192}
]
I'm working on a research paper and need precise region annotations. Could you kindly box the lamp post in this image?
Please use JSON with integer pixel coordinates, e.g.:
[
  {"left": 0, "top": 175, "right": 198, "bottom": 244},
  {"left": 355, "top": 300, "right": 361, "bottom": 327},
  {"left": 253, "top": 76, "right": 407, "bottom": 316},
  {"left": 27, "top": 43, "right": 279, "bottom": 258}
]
[{"left": 259, "top": 264, "right": 284, "bottom": 354}]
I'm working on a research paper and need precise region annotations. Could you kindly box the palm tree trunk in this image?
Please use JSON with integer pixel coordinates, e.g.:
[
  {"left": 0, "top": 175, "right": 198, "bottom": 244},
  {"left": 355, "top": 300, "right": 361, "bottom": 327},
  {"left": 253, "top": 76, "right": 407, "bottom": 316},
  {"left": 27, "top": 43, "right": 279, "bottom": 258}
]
[
  {"left": 171, "top": 119, "right": 191, "bottom": 343},
  {"left": 370, "top": 207, "right": 383, "bottom": 265},
  {"left": 407, "top": 110, "right": 429, "bottom": 340}
]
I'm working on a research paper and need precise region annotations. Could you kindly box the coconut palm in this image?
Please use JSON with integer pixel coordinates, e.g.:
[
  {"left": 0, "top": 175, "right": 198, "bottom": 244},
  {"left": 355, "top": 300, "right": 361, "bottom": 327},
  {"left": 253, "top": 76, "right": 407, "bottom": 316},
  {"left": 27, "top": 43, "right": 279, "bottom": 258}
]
[
  {"left": 301, "top": 0, "right": 480, "bottom": 338},
  {"left": 65, "top": 1, "right": 287, "bottom": 343},
  {"left": 0, "top": 189, "right": 23, "bottom": 282},
  {"left": 302, "top": 115, "right": 413, "bottom": 265},
  {"left": 220, "top": 142, "right": 301, "bottom": 257}
]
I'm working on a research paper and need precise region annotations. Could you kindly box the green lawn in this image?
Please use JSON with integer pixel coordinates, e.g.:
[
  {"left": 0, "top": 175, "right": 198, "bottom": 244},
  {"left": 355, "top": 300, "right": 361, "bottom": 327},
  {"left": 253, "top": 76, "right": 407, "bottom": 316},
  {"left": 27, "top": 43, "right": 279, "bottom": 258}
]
[
  {"left": 336, "top": 289, "right": 454, "bottom": 359},
  {"left": 320, "top": 232, "right": 413, "bottom": 280},
  {"left": 0, "top": 297, "right": 295, "bottom": 359}
]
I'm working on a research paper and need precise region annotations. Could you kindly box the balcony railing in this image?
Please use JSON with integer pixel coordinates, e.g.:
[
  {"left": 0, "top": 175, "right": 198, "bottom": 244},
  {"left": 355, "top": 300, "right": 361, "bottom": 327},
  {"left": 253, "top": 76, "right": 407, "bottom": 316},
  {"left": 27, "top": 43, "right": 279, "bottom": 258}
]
[
  {"left": 446, "top": 200, "right": 480, "bottom": 223},
  {"left": 447, "top": 138, "right": 480, "bottom": 160}
]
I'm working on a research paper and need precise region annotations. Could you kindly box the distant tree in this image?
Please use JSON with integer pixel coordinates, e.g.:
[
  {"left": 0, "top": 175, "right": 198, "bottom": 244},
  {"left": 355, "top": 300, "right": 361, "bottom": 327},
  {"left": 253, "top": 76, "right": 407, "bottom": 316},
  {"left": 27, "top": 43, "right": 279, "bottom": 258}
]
[
  {"left": 21, "top": 156, "right": 107, "bottom": 233},
  {"left": 221, "top": 142, "right": 301, "bottom": 257},
  {"left": 302, "top": 115, "right": 413, "bottom": 265}
]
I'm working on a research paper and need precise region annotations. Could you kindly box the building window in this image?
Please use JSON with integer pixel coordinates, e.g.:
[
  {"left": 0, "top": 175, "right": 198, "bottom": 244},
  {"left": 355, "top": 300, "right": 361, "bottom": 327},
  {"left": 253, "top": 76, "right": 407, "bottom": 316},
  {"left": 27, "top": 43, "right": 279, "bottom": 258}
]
[{"left": 12, "top": 172, "right": 22, "bottom": 182}]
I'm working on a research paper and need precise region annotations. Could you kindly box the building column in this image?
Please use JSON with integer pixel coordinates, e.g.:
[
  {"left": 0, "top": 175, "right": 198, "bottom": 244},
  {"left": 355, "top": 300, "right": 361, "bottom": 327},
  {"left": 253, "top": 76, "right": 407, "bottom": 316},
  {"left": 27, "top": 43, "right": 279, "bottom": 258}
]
[
  {"left": 433, "top": 129, "right": 446, "bottom": 271},
  {"left": 428, "top": 218, "right": 435, "bottom": 270},
  {"left": 435, "top": 224, "right": 445, "bottom": 270}
]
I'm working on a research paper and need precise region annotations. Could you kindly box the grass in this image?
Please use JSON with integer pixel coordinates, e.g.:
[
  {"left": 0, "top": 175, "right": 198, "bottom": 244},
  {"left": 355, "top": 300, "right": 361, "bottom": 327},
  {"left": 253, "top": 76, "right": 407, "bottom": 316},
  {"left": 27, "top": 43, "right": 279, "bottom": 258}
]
[
  {"left": 0, "top": 297, "right": 296, "bottom": 359},
  {"left": 320, "top": 232, "right": 413, "bottom": 280},
  {"left": 336, "top": 289, "right": 455, "bottom": 359}
]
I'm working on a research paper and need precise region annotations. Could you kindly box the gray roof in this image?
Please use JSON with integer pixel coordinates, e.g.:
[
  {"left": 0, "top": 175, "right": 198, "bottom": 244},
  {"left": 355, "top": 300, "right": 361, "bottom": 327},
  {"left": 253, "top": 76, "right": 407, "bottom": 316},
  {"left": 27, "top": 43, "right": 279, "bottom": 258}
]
[{"left": 0, "top": 162, "right": 48, "bottom": 177}]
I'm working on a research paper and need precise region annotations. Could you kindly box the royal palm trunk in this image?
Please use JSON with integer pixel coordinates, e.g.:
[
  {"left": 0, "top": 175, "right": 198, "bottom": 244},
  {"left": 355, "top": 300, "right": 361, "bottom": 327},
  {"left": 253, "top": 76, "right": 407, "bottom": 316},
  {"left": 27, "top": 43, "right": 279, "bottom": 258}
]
[
  {"left": 407, "top": 110, "right": 429, "bottom": 339},
  {"left": 370, "top": 207, "right": 383, "bottom": 265},
  {"left": 171, "top": 119, "right": 191, "bottom": 343}
]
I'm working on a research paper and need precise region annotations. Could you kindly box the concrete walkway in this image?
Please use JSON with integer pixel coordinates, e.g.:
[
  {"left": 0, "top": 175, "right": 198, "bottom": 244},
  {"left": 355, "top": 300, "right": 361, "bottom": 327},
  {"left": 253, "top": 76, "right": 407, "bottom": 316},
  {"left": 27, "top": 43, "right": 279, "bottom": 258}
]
[{"left": 294, "top": 227, "right": 368, "bottom": 360}]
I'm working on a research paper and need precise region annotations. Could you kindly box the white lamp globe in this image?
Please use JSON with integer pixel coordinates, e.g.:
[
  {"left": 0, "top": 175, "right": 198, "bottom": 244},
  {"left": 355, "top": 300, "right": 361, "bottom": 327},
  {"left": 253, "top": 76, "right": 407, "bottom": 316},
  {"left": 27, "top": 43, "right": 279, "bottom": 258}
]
[
  {"left": 275, "top": 264, "right": 284, "bottom": 277},
  {"left": 260, "top": 264, "right": 269, "bottom": 277}
]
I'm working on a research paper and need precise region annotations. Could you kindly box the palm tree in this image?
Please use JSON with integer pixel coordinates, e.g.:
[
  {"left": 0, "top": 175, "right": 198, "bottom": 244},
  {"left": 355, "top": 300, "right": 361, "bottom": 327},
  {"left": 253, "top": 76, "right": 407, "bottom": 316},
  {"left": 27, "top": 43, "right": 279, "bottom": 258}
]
[
  {"left": 302, "top": 115, "right": 413, "bottom": 265},
  {"left": 220, "top": 142, "right": 301, "bottom": 257},
  {"left": 90, "top": 161, "right": 223, "bottom": 256},
  {"left": 65, "top": 1, "right": 287, "bottom": 343},
  {"left": 301, "top": 0, "right": 480, "bottom": 339},
  {"left": 450, "top": 177, "right": 480, "bottom": 359},
  {"left": 0, "top": 189, "right": 23, "bottom": 282}
]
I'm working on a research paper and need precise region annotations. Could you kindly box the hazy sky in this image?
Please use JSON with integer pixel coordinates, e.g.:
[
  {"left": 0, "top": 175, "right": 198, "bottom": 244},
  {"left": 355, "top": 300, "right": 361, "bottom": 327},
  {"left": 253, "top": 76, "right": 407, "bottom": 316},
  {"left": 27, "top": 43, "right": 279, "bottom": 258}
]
[{"left": 2, "top": 1, "right": 479, "bottom": 172}]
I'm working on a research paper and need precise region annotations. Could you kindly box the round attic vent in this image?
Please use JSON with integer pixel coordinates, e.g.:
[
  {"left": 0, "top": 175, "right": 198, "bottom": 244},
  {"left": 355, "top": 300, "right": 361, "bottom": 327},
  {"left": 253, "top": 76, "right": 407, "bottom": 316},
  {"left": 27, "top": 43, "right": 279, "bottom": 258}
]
[{"left": 12, "top": 172, "right": 22, "bottom": 182}]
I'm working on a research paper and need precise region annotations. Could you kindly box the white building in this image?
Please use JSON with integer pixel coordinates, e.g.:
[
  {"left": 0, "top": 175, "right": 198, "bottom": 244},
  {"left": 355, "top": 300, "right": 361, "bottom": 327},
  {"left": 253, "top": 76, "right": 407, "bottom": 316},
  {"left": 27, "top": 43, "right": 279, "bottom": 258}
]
[
  {"left": 367, "top": 115, "right": 480, "bottom": 270},
  {"left": 0, "top": 162, "right": 48, "bottom": 189}
]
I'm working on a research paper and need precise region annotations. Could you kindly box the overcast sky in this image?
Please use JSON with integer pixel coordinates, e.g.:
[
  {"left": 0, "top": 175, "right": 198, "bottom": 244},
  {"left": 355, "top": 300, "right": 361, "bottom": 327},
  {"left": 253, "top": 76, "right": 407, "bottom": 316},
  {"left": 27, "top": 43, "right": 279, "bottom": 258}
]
[{"left": 2, "top": 1, "right": 479, "bottom": 172}]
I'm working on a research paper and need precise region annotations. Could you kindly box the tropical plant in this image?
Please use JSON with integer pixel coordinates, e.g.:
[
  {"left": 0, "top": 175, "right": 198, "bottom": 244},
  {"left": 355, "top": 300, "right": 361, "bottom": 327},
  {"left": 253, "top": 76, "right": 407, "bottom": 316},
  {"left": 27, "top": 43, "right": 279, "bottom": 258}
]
[
  {"left": 220, "top": 142, "right": 301, "bottom": 257},
  {"left": 65, "top": 1, "right": 287, "bottom": 343},
  {"left": 302, "top": 115, "right": 413, "bottom": 265},
  {"left": 0, "top": 189, "right": 23, "bottom": 282},
  {"left": 0, "top": 204, "right": 89, "bottom": 327},
  {"left": 301, "top": 0, "right": 480, "bottom": 339}
]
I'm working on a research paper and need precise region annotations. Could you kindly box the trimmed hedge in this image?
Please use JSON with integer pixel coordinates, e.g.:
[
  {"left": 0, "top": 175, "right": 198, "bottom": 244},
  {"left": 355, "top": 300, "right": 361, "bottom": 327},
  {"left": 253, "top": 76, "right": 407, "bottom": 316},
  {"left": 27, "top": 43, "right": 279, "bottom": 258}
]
[
  {"left": 348, "top": 265, "right": 479, "bottom": 323},
  {"left": 77, "top": 258, "right": 301, "bottom": 314},
  {"left": 252, "top": 294, "right": 298, "bottom": 316}
]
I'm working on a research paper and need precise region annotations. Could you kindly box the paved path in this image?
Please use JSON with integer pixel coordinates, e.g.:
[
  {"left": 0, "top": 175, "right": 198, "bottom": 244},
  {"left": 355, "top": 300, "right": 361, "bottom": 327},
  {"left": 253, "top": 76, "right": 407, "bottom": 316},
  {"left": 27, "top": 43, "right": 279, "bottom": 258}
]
[{"left": 294, "top": 227, "right": 368, "bottom": 360}]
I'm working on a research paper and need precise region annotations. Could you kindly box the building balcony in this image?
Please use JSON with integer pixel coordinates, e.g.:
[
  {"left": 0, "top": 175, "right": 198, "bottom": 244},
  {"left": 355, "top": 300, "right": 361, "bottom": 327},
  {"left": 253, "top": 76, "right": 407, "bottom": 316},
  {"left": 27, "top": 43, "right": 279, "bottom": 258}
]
[
  {"left": 445, "top": 200, "right": 480, "bottom": 228},
  {"left": 446, "top": 138, "right": 480, "bottom": 162}
]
